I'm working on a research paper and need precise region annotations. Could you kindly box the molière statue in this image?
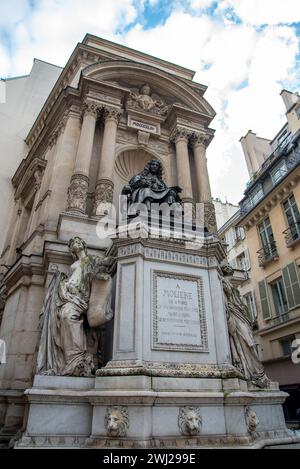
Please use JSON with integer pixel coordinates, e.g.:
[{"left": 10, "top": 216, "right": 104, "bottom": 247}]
[{"left": 122, "top": 159, "right": 182, "bottom": 211}]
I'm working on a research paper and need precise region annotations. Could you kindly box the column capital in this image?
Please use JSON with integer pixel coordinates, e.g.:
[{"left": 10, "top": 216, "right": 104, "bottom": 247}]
[
  {"left": 103, "top": 106, "right": 123, "bottom": 123},
  {"left": 191, "top": 132, "right": 211, "bottom": 149},
  {"left": 82, "top": 100, "right": 101, "bottom": 118},
  {"left": 170, "top": 127, "right": 192, "bottom": 144}
]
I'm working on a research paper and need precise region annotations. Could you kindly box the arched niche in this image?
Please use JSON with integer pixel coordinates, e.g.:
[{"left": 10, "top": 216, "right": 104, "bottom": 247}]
[{"left": 112, "top": 147, "right": 166, "bottom": 218}]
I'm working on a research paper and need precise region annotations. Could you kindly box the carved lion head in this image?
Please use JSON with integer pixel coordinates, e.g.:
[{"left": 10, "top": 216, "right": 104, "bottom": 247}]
[
  {"left": 245, "top": 406, "right": 259, "bottom": 434},
  {"left": 178, "top": 407, "right": 202, "bottom": 436},
  {"left": 105, "top": 406, "right": 129, "bottom": 438}
]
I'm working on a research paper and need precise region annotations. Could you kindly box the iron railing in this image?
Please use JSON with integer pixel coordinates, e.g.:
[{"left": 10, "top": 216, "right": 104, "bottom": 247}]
[
  {"left": 240, "top": 146, "right": 300, "bottom": 217},
  {"left": 257, "top": 241, "right": 278, "bottom": 267},
  {"left": 270, "top": 312, "right": 290, "bottom": 328},
  {"left": 283, "top": 221, "right": 300, "bottom": 247}
]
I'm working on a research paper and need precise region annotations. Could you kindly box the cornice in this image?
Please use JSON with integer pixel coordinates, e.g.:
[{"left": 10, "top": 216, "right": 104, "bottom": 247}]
[
  {"left": 83, "top": 33, "right": 197, "bottom": 81},
  {"left": 241, "top": 170, "right": 300, "bottom": 230},
  {"left": 166, "top": 103, "right": 216, "bottom": 131},
  {"left": 13, "top": 158, "right": 47, "bottom": 200},
  {"left": 109, "top": 233, "right": 226, "bottom": 265},
  {"left": 25, "top": 43, "right": 112, "bottom": 146},
  {"left": 23, "top": 49, "right": 215, "bottom": 162},
  {"left": 3, "top": 254, "right": 45, "bottom": 293}
]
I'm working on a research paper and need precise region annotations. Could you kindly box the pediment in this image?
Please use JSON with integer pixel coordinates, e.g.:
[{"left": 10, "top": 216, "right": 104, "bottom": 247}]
[{"left": 82, "top": 60, "right": 215, "bottom": 119}]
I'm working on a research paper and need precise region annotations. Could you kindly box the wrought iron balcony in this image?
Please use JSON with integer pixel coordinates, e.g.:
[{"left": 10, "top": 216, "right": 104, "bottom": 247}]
[
  {"left": 283, "top": 221, "right": 300, "bottom": 247},
  {"left": 269, "top": 312, "right": 290, "bottom": 328},
  {"left": 257, "top": 242, "right": 279, "bottom": 267}
]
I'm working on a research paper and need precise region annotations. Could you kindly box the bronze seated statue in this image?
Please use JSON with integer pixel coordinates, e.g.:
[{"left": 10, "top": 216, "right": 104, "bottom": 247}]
[{"left": 122, "top": 159, "right": 182, "bottom": 212}]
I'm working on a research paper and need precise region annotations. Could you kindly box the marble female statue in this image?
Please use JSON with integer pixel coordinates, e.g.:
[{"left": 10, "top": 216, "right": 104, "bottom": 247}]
[
  {"left": 222, "top": 265, "right": 270, "bottom": 389},
  {"left": 37, "top": 237, "right": 115, "bottom": 377},
  {"left": 123, "top": 159, "right": 182, "bottom": 211}
]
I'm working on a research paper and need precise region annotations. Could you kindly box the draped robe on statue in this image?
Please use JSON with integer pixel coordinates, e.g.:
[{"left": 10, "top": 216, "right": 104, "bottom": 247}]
[{"left": 37, "top": 255, "right": 113, "bottom": 377}]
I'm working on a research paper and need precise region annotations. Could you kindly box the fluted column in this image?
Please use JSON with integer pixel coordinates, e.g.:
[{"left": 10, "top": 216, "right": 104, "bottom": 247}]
[
  {"left": 192, "top": 133, "right": 212, "bottom": 202},
  {"left": 192, "top": 133, "right": 217, "bottom": 233},
  {"left": 67, "top": 101, "right": 99, "bottom": 214},
  {"left": 93, "top": 106, "right": 122, "bottom": 216},
  {"left": 171, "top": 128, "right": 193, "bottom": 202},
  {"left": 46, "top": 110, "right": 81, "bottom": 230}
]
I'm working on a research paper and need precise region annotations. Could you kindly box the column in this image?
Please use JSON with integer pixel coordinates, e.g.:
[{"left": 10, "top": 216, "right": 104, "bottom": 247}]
[
  {"left": 67, "top": 101, "right": 99, "bottom": 214},
  {"left": 93, "top": 106, "right": 122, "bottom": 216},
  {"left": 34, "top": 145, "right": 56, "bottom": 227},
  {"left": 45, "top": 108, "right": 82, "bottom": 230},
  {"left": 192, "top": 133, "right": 217, "bottom": 233},
  {"left": 192, "top": 133, "right": 212, "bottom": 202},
  {"left": 171, "top": 128, "right": 193, "bottom": 202}
]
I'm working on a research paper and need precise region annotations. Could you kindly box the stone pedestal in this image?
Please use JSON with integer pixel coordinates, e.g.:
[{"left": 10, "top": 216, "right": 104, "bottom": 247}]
[
  {"left": 16, "top": 374, "right": 299, "bottom": 449},
  {"left": 17, "top": 227, "right": 300, "bottom": 449}
]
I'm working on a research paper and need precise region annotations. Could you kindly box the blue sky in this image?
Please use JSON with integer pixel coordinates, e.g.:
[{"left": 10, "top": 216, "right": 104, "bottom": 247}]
[{"left": 1, "top": 0, "right": 300, "bottom": 203}]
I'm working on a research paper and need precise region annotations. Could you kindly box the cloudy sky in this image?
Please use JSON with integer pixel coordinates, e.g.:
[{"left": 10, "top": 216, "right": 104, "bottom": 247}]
[{"left": 1, "top": 0, "right": 300, "bottom": 204}]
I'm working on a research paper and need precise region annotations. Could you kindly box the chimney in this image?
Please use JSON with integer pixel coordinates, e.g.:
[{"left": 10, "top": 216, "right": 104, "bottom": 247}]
[{"left": 281, "top": 90, "right": 299, "bottom": 112}]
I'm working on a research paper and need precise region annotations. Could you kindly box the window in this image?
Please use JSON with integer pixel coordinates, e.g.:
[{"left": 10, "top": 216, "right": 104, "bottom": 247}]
[
  {"left": 244, "top": 292, "right": 257, "bottom": 322},
  {"left": 237, "top": 250, "right": 250, "bottom": 271},
  {"left": 250, "top": 185, "right": 264, "bottom": 207},
  {"left": 258, "top": 217, "right": 277, "bottom": 260},
  {"left": 296, "top": 106, "right": 300, "bottom": 119},
  {"left": 277, "top": 129, "right": 288, "bottom": 145},
  {"left": 280, "top": 336, "right": 296, "bottom": 357},
  {"left": 283, "top": 194, "right": 300, "bottom": 241},
  {"left": 271, "top": 160, "right": 288, "bottom": 185},
  {"left": 271, "top": 278, "right": 288, "bottom": 316},
  {"left": 234, "top": 226, "right": 245, "bottom": 243}
]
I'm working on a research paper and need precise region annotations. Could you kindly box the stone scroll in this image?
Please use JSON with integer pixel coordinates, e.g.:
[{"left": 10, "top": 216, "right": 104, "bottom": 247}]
[{"left": 87, "top": 277, "right": 114, "bottom": 328}]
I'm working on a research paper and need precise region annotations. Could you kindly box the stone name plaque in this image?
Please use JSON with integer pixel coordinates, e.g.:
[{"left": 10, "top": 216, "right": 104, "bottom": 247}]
[
  {"left": 128, "top": 116, "right": 160, "bottom": 135},
  {"left": 152, "top": 271, "right": 208, "bottom": 352}
]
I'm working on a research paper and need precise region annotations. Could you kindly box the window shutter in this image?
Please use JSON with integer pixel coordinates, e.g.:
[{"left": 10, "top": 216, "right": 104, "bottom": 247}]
[
  {"left": 251, "top": 291, "right": 257, "bottom": 318},
  {"left": 283, "top": 263, "right": 300, "bottom": 309},
  {"left": 258, "top": 280, "right": 271, "bottom": 320},
  {"left": 245, "top": 249, "right": 250, "bottom": 270}
]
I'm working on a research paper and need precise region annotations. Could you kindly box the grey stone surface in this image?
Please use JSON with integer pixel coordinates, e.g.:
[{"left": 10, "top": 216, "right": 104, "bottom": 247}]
[
  {"left": 33, "top": 375, "right": 95, "bottom": 390},
  {"left": 26, "top": 403, "right": 92, "bottom": 436}
]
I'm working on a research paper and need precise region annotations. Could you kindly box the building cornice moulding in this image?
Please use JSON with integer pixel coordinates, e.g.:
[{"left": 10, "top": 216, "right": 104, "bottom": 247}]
[{"left": 241, "top": 170, "right": 300, "bottom": 230}]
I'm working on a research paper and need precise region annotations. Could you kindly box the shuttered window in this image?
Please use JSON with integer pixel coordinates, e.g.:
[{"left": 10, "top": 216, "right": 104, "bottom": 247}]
[
  {"left": 244, "top": 291, "right": 257, "bottom": 322},
  {"left": 282, "top": 263, "right": 300, "bottom": 310},
  {"left": 258, "top": 280, "right": 271, "bottom": 320}
]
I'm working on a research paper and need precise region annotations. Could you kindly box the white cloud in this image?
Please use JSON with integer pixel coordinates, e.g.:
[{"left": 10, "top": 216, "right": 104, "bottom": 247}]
[
  {"left": 4, "top": 0, "right": 138, "bottom": 75},
  {"left": 219, "top": 0, "right": 300, "bottom": 26},
  {"left": 122, "top": 12, "right": 214, "bottom": 72},
  {"left": 0, "top": 44, "right": 10, "bottom": 78},
  {"left": 120, "top": 11, "right": 299, "bottom": 202},
  {"left": 189, "top": 0, "right": 214, "bottom": 9},
  {"left": 0, "top": 0, "right": 31, "bottom": 28}
]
